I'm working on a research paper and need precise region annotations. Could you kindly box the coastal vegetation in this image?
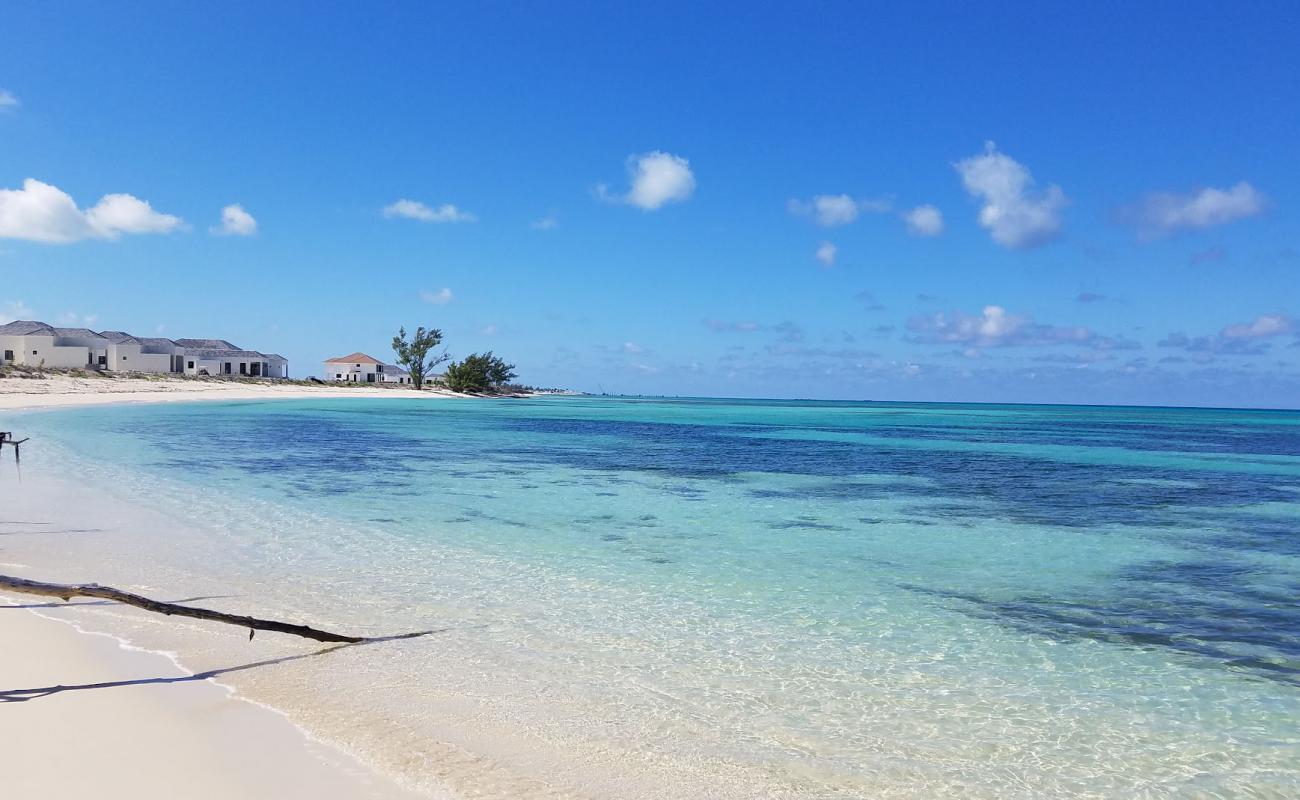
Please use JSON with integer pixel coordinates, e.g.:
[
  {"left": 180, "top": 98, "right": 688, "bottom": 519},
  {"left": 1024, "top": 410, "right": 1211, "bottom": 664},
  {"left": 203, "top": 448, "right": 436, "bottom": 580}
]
[
  {"left": 443, "top": 351, "right": 518, "bottom": 393},
  {"left": 390, "top": 326, "right": 451, "bottom": 390}
]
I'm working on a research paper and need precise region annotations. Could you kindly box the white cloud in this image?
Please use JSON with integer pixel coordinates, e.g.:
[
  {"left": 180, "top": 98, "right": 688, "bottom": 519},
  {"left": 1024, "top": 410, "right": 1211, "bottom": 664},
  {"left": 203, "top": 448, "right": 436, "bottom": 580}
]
[
  {"left": 530, "top": 211, "right": 559, "bottom": 230},
  {"left": 599, "top": 151, "right": 695, "bottom": 210},
  {"left": 788, "top": 194, "right": 892, "bottom": 227},
  {"left": 0, "top": 89, "right": 18, "bottom": 110},
  {"left": 0, "top": 179, "right": 183, "bottom": 243},
  {"left": 1129, "top": 182, "right": 1266, "bottom": 238},
  {"left": 86, "top": 193, "right": 184, "bottom": 237},
  {"left": 903, "top": 204, "right": 944, "bottom": 237},
  {"left": 815, "top": 241, "right": 837, "bottom": 266},
  {"left": 384, "top": 199, "right": 477, "bottom": 223},
  {"left": 481, "top": 324, "right": 499, "bottom": 336},
  {"left": 211, "top": 203, "right": 257, "bottom": 236},
  {"left": 1221, "top": 314, "right": 1293, "bottom": 339},
  {"left": 907, "top": 305, "right": 1095, "bottom": 347},
  {"left": 0, "top": 300, "right": 36, "bottom": 324},
  {"left": 955, "top": 142, "right": 1067, "bottom": 249},
  {"left": 57, "top": 311, "right": 99, "bottom": 326},
  {"left": 622, "top": 341, "right": 644, "bottom": 354},
  {"left": 419, "top": 288, "right": 454, "bottom": 305}
]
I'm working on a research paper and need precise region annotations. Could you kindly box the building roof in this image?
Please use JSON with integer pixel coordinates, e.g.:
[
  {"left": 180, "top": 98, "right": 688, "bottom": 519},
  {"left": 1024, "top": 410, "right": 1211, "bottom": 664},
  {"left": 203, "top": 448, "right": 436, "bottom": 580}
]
[
  {"left": 98, "top": 330, "right": 143, "bottom": 344},
  {"left": 137, "top": 337, "right": 179, "bottom": 348},
  {"left": 324, "top": 352, "right": 384, "bottom": 364},
  {"left": 52, "top": 327, "right": 110, "bottom": 341},
  {"left": 187, "top": 348, "right": 274, "bottom": 360},
  {"left": 0, "top": 320, "right": 55, "bottom": 335},
  {"left": 174, "top": 338, "right": 242, "bottom": 350}
]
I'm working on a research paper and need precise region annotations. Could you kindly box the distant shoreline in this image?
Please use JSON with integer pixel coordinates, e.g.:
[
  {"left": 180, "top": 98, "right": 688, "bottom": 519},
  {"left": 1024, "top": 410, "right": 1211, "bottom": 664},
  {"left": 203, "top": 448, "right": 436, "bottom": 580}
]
[{"left": 0, "top": 372, "right": 565, "bottom": 412}]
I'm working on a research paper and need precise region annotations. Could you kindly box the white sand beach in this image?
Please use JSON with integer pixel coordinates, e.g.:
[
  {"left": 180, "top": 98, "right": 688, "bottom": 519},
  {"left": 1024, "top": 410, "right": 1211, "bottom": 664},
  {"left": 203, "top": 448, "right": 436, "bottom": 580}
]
[
  {"left": 0, "top": 606, "right": 426, "bottom": 800},
  {"left": 0, "top": 383, "right": 449, "bottom": 798},
  {"left": 0, "top": 373, "right": 470, "bottom": 412}
]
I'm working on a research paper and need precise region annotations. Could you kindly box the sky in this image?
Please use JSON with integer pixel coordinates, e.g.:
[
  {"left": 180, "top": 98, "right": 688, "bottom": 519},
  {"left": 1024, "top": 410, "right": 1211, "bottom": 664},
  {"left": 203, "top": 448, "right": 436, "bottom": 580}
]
[{"left": 2, "top": 1, "right": 1299, "bottom": 407}]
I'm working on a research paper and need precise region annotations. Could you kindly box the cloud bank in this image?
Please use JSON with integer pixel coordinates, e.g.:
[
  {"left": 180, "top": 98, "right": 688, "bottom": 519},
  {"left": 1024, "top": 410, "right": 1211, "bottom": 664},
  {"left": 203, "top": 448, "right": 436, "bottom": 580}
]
[{"left": 0, "top": 178, "right": 184, "bottom": 243}]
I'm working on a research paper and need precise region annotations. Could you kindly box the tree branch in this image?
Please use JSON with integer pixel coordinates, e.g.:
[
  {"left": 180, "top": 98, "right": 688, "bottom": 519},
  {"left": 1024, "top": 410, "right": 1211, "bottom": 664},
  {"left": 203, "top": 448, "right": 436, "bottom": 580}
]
[{"left": 0, "top": 575, "right": 365, "bottom": 643}]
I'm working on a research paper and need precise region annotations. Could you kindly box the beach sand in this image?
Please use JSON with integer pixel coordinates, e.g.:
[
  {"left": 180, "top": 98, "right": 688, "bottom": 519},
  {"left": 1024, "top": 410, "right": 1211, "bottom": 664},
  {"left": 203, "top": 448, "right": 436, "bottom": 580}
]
[
  {"left": 0, "top": 605, "right": 426, "bottom": 799},
  {"left": 0, "top": 382, "right": 441, "bottom": 798},
  {"left": 0, "top": 373, "right": 470, "bottom": 411}
]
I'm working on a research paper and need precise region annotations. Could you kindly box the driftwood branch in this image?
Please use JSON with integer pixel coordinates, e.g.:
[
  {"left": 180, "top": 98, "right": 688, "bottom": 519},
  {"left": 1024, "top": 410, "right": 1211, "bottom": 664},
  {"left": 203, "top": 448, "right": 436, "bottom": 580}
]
[{"left": 0, "top": 575, "right": 364, "bottom": 643}]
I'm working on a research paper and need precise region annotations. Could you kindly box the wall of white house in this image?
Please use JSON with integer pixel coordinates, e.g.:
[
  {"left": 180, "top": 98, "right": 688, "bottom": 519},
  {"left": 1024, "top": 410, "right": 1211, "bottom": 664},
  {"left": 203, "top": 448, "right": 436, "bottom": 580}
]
[
  {"left": 183, "top": 357, "right": 287, "bottom": 378},
  {"left": 2, "top": 332, "right": 282, "bottom": 377},
  {"left": 324, "top": 362, "right": 389, "bottom": 382},
  {"left": 40, "top": 342, "right": 96, "bottom": 368},
  {"left": 109, "top": 346, "right": 173, "bottom": 373},
  {"left": 0, "top": 334, "right": 32, "bottom": 365}
]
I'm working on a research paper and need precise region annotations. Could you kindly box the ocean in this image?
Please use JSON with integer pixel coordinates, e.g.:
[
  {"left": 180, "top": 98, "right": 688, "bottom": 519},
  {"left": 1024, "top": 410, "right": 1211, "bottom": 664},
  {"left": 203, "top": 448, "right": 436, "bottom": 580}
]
[{"left": 6, "top": 395, "right": 1299, "bottom": 798}]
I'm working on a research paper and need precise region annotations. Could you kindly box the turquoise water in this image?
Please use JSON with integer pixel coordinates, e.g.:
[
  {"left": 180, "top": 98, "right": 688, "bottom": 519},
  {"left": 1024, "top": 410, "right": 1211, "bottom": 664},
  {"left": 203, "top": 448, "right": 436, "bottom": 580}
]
[{"left": 10, "top": 396, "right": 1300, "bottom": 797}]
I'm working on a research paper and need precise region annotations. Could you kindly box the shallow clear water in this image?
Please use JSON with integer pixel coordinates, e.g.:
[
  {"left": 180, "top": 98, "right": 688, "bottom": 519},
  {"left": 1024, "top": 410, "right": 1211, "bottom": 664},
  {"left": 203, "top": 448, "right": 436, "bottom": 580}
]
[{"left": 8, "top": 396, "right": 1300, "bottom": 797}]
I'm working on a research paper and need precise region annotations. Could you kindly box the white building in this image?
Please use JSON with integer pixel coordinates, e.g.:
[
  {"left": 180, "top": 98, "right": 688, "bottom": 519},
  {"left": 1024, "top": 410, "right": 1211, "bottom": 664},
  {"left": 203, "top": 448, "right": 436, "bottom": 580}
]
[
  {"left": 0, "top": 320, "right": 287, "bottom": 378},
  {"left": 323, "top": 352, "right": 411, "bottom": 384},
  {"left": 174, "top": 339, "right": 288, "bottom": 378}
]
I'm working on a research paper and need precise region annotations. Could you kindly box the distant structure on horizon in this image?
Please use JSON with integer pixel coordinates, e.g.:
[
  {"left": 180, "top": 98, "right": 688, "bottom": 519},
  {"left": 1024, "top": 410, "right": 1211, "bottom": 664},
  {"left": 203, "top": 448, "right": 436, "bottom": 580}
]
[
  {"left": 0, "top": 320, "right": 288, "bottom": 378},
  {"left": 322, "top": 352, "right": 412, "bottom": 384}
]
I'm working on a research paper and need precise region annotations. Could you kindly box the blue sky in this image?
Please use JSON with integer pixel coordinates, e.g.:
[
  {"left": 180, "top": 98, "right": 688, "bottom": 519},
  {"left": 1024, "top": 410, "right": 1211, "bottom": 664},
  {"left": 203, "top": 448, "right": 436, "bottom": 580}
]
[{"left": 3, "top": 2, "right": 1298, "bottom": 406}]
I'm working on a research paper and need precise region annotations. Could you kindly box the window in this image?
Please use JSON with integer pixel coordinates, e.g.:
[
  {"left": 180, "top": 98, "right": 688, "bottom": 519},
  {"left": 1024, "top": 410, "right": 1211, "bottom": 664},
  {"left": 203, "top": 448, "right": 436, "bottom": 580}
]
[
  {"left": 99, "top": 355, "right": 107, "bottom": 366},
  {"left": 32, "top": 350, "right": 38, "bottom": 355},
  {"left": 377, "top": 364, "right": 384, "bottom": 373},
  {"left": 4, "top": 350, "right": 13, "bottom": 361},
  {"left": 187, "top": 361, "right": 195, "bottom": 369},
  {"left": 336, "top": 373, "right": 342, "bottom": 379},
  {"left": 239, "top": 363, "right": 247, "bottom": 375},
  {"left": 122, "top": 355, "right": 128, "bottom": 360}
]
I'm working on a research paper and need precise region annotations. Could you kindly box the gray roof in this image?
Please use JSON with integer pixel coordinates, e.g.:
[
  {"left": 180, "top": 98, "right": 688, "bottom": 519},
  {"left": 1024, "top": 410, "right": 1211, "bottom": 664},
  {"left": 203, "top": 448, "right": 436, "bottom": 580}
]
[
  {"left": 186, "top": 348, "right": 272, "bottom": 359},
  {"left": 52, "top": 327, "right": 109, "bottom": 341},
  {"left": 174, "top": 338, "right": 242, "bottom": 350},
  {"left": 98, "top": 330, "right": 142, "bottom": 344},
  {"left": 137, "top": 336, "right": 178, "bottom": 348},
  {"left": 0, "top": 320, "right": 55, "bottom": 335}
]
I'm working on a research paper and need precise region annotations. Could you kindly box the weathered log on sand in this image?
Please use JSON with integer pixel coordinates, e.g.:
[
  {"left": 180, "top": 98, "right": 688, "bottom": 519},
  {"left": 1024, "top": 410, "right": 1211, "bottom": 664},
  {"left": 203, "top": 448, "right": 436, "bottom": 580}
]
[{"left": 0, "top": 575, "right": 364, "bottom": 643}]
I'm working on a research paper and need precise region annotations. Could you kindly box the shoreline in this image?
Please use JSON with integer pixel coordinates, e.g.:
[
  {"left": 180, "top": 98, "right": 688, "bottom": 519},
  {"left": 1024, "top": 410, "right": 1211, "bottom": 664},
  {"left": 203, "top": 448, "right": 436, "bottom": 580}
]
[
  {"left": 0, "top": 381, "right": 457, "bottom": 798},
  {"left": 0, "top": 600, "right": 427, "bottom": 799},
  {"left": 0, "top": 373, "right": 477, "bottom": 412}
]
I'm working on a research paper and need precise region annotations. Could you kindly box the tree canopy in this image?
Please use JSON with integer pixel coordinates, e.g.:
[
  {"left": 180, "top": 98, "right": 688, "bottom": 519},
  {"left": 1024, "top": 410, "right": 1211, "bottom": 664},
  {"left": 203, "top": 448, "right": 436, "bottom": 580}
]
[
  {"left": 443, "top": 352, "right": 517, "bottom": 393},
  {"left": 391, "top": 326, "right": 450, "bottom": 389}
]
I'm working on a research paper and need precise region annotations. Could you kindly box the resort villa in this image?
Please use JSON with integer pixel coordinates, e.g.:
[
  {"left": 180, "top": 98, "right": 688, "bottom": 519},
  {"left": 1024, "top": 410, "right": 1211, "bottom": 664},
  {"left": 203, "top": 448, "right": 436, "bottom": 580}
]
[
  {"left": 323, "top": 353, "right": 412, "bottom": 384},
  {"left": 0, "top": 320, "right": 288, "bottom": 378}
]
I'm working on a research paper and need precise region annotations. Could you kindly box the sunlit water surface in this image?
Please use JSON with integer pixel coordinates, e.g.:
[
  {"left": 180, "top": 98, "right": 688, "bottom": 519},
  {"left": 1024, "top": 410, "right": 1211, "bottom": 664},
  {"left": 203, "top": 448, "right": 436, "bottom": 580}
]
[{"left": 8, "top": 396, "right": 1299, "bottom": 798}]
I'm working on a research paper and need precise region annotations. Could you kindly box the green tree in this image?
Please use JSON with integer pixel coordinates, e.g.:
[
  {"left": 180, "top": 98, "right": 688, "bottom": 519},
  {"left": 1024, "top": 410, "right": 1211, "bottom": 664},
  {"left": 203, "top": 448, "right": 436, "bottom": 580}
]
[
  {"left": 444, "top": 352, "right": 516, "bottom": 393},
  {"left": 391, "top": 326, "right": 450, "bottom": 389}
]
